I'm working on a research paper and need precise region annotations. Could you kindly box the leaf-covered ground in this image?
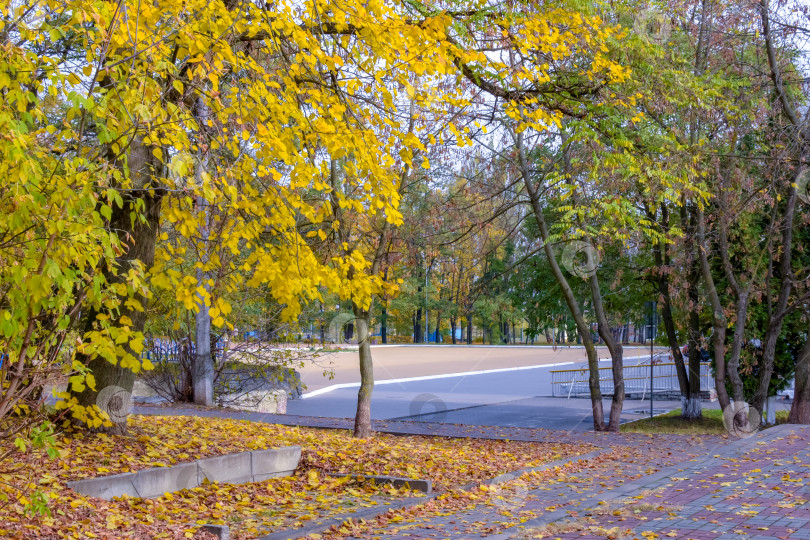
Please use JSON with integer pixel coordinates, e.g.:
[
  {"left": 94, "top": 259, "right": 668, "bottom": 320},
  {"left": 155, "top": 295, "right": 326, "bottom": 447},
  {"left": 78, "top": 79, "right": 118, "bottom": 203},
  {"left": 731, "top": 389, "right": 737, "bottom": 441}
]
[
  {"left": 311, "top": 434, "right": 730, "bottom": 539},
  {"left": 0, "top": 415, "right": 588, "bottom": 539}
]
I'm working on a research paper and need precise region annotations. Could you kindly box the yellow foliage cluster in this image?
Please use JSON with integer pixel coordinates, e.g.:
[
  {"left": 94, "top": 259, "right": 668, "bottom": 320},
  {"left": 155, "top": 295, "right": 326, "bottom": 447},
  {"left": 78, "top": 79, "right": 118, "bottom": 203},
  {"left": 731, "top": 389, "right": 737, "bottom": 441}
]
[{"left": 0, "top": 0, "right": 632, "bottom": 424}]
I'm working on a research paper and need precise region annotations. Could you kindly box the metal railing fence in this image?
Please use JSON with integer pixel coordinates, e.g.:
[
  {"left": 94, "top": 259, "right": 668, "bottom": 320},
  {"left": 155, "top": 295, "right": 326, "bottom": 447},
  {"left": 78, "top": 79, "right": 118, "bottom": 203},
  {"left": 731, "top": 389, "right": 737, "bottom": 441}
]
[{"left": 551, "top": 355, "right": 715, "bottom": 398}]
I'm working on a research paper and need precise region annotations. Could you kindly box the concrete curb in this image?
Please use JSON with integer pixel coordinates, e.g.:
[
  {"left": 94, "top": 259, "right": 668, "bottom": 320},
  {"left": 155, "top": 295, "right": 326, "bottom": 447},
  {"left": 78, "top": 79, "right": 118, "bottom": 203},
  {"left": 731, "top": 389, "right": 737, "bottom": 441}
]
[
  {"left": 198, "top": 524, "right": 230, "bottom": 539},
  {"left": 68, "top": 446, "right": 301, "bottom": 500},
  {"left": 491, "top": 424, "right": 806, "bottom": 539},
  {"left": 258, "top": 495, "right": 437, "bottom": 540},
  {"left": 328, "top": 473, "right": 432, "bottom": 493},
  {"left": 261, "top": 448, "right": 604, "bottom": 540}
]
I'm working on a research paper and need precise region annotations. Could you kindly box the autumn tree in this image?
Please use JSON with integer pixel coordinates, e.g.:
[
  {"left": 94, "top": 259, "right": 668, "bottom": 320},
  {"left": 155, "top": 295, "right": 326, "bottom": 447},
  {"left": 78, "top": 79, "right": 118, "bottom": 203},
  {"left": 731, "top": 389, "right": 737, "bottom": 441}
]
[{"left": 24, "top": 0, "right": 444, "bottom": 431}]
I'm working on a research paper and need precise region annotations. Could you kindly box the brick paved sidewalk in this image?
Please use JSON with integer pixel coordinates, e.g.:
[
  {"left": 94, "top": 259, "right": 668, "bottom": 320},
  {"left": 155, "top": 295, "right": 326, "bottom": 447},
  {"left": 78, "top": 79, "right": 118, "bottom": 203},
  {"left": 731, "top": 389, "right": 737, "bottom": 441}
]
[
  {"left": 314, "top": 431, "right": 731, "bottom": 539},
  {"left": 515, "top": 424, "right": 810, "bottom": 540}
]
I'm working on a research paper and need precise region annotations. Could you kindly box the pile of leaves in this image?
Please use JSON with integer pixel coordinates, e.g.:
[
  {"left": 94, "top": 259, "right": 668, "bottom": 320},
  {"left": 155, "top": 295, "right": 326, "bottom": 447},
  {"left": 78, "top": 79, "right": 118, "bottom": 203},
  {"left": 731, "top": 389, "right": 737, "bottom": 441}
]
[{"left": 0, "top": 415, "right": 589, "bottom": 539}]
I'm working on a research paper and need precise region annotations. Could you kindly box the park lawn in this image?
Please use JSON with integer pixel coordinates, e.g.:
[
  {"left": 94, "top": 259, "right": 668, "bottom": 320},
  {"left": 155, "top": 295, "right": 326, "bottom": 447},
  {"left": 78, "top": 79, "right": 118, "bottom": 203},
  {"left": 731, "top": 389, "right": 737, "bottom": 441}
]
[
  {"left": 0, "top": 415, "right": 589, "bottom": 539},
  {"left": 621, "top": 408, "right": 790, "bottom": 435}
]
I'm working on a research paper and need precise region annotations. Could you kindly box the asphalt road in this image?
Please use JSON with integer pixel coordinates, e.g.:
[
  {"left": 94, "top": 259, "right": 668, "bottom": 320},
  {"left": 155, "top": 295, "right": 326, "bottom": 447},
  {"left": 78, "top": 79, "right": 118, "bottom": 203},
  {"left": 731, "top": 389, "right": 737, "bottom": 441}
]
[{"left": 287, "top": 346, "right": 685, "bottom": 431}]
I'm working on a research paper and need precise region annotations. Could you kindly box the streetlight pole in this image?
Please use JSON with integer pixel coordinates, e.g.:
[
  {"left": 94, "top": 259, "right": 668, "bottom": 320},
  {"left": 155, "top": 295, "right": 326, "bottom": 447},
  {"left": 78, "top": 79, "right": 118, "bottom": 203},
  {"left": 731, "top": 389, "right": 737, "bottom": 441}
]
[{"left": 425, "top": 268, "right": 429, "bottom": 343}]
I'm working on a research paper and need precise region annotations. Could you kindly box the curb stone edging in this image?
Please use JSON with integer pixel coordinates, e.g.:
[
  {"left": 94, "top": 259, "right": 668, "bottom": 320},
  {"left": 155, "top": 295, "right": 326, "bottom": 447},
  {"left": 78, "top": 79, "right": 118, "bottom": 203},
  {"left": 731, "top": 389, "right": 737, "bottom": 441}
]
[
  {"left": 198, "top": 524, "right": 230, "bottom": 540},
  {"left": 327, "top": 473, "right": 432, "bottom": 493},
  {"left": 258, "top": 495, "right": 437, "bottom": 540},
  {"left": 261, "top": 448, "right": 604, "bottom": 540},
  {"left": 67, "top": 446, "right": 301, "bottom": 500}
]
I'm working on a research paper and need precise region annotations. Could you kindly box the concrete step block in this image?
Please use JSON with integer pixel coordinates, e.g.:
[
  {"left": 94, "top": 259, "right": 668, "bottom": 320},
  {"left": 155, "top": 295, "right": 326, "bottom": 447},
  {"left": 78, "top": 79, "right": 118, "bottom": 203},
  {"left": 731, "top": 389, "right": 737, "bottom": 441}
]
[
  {"left": 198, "top": 451, "right": 252, "bottom": 484},
  {"left": 133, "top": 462, "right": 199, "bottom": 498},
  {"left": 251, "top": 446, "right": 301, "bottom": 480},
  {"left": 67, "top": 445, "right": 302, "bottom": 501},
  {"left": 67, "top": 471, "right": 139, "bottom": 500}
]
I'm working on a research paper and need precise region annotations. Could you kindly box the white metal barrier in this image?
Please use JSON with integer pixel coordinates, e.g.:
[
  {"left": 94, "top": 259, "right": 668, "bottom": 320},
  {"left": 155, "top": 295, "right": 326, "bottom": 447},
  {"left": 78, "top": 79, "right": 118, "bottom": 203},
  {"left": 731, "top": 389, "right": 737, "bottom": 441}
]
[{"left": 551, "top": 355, "right": 715, "bottom": 398}]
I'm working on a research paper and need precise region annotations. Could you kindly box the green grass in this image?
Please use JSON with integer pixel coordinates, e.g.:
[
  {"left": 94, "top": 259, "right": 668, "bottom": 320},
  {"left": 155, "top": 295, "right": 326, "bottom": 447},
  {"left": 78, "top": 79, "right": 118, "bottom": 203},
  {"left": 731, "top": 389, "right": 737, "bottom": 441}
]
[{"left": 620, "top": 408, "right": 789, "bottom": 435}]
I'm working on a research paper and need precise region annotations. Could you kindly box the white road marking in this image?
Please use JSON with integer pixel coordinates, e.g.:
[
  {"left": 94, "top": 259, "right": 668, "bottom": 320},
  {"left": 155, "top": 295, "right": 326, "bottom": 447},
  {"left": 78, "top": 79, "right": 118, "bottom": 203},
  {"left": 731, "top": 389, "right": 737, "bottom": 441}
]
[{"left": 301, "top": 361, "right": 576, "bottom": 399}]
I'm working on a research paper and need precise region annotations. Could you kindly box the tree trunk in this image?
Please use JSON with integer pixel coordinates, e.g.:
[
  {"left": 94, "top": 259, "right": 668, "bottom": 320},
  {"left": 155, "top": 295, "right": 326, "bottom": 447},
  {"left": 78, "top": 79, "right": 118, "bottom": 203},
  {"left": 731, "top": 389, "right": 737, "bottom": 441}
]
[
  {"left": 413, "top": 308, "right": 423, "bottom": 343},
  {"left": 72, "top": 138, "right": 163, "bottom": 434},
  {"left": 752, "top": 174, "right": 799, "bottom": 411},
  {"left": 585, "top": 242, "right": 624, "bottom": 431},
  {"left": 788, "top": 323, "right": 810, "bottom": 423},
  {"left": 517, "top": 130, "right": 605, "bottom": 431},
  {"left": 652, "top": 233, "right": 697, "bottom": 418},
  {"left": 193, "top": 279, "right": 213, "bottom": 406},
  {"left": 751, "top": 0, "right": 802, "bottom": 414},
  {"left": 450, "top": 317, "right": 457, "bottom": 344},
  {"left": 381, "top": 303, "right": 388, "bottom": 344},
  {"left": 726, "top": 292, "right": 750, "bottom": 404},
  {"left": 695, "top": 205, "right": 731, "bottom": 410},
  {"left": 353, "top": 305, "right": 374, "bottom": 438},
  {"left": 466, "top": 315, "right": 472, "bottom": 345},
  {"left": 193, "top": 96, "right": 214, "bottom": 406},
  {"left": 684, "top": 259, "right": 704, "bottom": 420}
]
